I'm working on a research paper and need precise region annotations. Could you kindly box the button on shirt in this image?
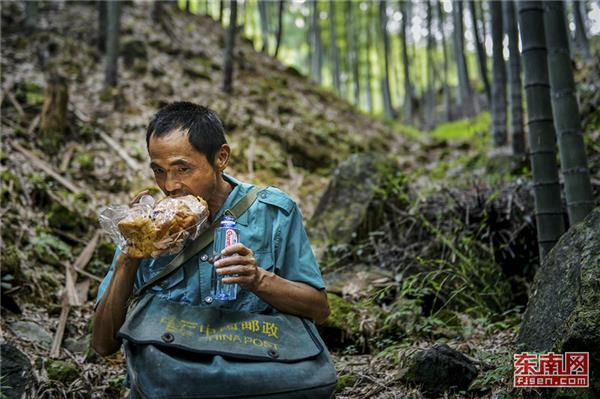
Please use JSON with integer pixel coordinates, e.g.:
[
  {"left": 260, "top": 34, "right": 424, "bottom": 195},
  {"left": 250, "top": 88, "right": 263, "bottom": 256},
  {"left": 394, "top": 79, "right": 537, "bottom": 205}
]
[{"left": 96, "top": 174, "right": 326, "bottom": 313}]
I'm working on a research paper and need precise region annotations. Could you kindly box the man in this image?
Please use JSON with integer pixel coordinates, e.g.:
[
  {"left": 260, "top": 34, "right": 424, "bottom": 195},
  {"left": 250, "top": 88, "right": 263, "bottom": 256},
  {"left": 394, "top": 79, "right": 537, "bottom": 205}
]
[{"left": 92, "top": 101, "right": 330, "bottom": 357}]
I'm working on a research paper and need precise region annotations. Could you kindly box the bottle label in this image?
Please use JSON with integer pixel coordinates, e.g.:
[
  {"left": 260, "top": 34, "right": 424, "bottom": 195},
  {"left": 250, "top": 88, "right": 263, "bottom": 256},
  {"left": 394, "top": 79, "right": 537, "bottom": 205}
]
[{"left": 225, "top": 229, "right": 238, "bottom": 248}]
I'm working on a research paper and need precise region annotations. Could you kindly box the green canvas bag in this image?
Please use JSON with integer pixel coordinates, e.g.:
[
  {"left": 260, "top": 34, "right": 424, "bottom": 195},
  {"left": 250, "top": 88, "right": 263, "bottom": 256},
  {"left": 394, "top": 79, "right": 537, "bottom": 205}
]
[{"left": 117, "top": 187, "right": 338, "bottom": 399}]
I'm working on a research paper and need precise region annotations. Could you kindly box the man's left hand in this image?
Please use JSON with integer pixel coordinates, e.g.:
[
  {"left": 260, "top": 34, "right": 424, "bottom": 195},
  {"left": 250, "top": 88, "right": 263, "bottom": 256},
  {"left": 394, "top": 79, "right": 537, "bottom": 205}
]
[{"left": 212, "top": 243, "right": 264, "bottom": 292}]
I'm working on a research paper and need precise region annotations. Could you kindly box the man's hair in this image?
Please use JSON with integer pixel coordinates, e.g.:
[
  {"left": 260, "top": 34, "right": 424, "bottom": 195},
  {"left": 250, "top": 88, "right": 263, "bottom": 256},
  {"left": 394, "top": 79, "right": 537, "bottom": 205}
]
[{"left": 146, "top": 102, "right": 227, "bottom": 164}]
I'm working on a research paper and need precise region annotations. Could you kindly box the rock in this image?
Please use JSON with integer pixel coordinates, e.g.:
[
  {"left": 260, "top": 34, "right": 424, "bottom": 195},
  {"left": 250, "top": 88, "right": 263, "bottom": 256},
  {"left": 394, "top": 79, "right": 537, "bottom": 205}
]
[
  {"left": 518, "top": 207, "right": 600, "bottom": 398},
  {"left": 64, "top": 334, "right": 91, "bottom": 354},
  {"left": 402, "top": 343, "right": 478, "bottom": 397},
  {"left": 45, "top": 359, "right": 79, "bottom": 385},
  {"left": 0, "top": 344, "right": 32, "bottom": 399},
  {"left": 323, "top": 264, "right": 394, "bottom": 299},
  {"left": 9, "top": 321, "right": 53, "bottom": 350},
  {"left": 310, "top": 153, "right": 405, "bottom": 245}
]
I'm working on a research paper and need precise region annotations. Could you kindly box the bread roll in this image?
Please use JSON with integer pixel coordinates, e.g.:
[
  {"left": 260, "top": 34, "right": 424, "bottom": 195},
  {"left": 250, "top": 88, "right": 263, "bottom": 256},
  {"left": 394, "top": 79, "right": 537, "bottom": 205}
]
[{"left": 117, "top": 195, "right": 209, "bottom": 258}]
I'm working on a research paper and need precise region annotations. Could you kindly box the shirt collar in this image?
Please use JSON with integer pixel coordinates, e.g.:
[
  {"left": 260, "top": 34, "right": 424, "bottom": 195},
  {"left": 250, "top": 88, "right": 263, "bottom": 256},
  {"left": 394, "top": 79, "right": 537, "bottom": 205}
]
[{"left": 212, "top": 173, "right": 254, "bottom": 226}]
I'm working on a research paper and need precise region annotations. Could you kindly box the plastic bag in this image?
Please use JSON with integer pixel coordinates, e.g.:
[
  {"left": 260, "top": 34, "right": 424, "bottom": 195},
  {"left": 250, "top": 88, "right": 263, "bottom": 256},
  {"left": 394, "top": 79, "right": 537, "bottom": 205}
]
[{"left": 98, "top": 195, "right": 210, "bottom": 258}]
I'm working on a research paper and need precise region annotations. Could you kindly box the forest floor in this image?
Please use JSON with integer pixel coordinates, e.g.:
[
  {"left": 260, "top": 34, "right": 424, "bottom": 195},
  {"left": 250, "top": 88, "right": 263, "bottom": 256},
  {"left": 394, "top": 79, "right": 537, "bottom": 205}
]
[{"left": 1, "top": 2, "right": 600, "bottom": 399}]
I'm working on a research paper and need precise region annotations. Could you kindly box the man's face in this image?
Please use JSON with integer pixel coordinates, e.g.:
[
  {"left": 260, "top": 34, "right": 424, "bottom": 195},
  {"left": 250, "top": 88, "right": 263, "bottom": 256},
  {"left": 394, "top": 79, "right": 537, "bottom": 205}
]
[{"left": 148, "top": 129, "right": 227, "bottom": 200}]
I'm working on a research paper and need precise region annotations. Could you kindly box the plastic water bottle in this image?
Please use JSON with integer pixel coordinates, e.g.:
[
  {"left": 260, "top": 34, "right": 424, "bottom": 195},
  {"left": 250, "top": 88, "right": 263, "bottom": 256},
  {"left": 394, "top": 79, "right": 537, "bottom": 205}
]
[{"left": 211, "top": 215, "right": 239, "bottom": 300}]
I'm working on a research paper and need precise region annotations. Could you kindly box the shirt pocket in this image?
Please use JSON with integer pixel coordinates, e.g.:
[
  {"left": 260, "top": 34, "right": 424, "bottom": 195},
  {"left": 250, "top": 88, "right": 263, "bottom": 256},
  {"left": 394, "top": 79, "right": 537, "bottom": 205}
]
[{"left": 144, "top": 260, "right": 185, "bottom": 301}]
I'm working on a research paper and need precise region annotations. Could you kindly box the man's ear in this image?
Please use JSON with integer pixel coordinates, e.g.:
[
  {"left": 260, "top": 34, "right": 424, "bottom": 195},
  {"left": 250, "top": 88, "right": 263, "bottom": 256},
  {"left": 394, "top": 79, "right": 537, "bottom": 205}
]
[{"left": 214, "top": 144, "right": 230, "bottom": 172}]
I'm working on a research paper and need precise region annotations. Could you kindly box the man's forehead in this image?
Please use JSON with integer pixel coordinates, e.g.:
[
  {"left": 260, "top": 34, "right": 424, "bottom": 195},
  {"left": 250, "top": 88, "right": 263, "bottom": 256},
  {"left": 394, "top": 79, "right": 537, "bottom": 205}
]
[{"left": 149, "top": 158, "right": 190, "bottom": 166}]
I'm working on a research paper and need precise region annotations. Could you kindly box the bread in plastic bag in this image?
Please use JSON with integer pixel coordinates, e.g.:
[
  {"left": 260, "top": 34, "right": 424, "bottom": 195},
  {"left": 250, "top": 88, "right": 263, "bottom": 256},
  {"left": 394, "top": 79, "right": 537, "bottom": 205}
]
[{"left": 98, "top": 194, "right": 210, "bottom": 258}]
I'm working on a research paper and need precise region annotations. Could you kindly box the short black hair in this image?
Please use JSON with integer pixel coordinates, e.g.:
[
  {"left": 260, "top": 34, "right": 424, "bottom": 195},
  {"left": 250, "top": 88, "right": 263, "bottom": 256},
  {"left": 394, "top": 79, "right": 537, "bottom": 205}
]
[{"left": 146, "top": 102, "right": 227, "bottom": 164}]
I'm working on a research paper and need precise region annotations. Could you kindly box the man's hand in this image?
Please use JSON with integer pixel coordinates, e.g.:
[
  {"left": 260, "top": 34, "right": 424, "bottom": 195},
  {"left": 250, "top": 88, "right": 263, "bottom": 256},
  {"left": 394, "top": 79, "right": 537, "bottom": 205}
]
[
  {"left": 129, "top": 189, "right": 150, "bottom": 207},
  {"left": 213, "top": 243, "right": 264, "bottom": 292}
]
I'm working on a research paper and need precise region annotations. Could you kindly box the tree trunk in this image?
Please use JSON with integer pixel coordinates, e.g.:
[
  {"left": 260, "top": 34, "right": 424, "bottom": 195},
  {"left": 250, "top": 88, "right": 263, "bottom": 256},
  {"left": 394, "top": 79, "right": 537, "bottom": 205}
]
[
  {"left": 504, "top": 1, "right": 525, "bottom": 155},
  {"left": 104, "top": 0, "right": 121, "bottom": 88},
  {"left": 258, "top": 0, "right": 269, "bottom": 54},
  {"left": 379, "top": 0, "right": 393, "bottom": 118},
  {"left": 97, "top": 0, "right": 107, "bottom": 52},
  {"left": 491, "top": 0, "right": 507, "bottom": 147},
  {"left": 365, "top": 1, "right": 373, "bottom": 114},
  {"left": 310, "top": 0, "right": 322, "bottom": 84},
  {"left": 400, "top": 1, "right": 412, "bottom": 122},
  {"left": 503, "top": 0, "right": 526, "bottom": 156},
  {"left": 425, "top": 0, "right": 436, "bottom": 129},
  {"left": 25, "top": 1, "right": 39, "bottom": 33},
  {"left": 544, "top": 1, "right": 594, "bottom": 225},
  {"left": 478, "top": 0, "right": 487, "bottom": 44},
  {"left": 572, "top": 0, "right": 592, "bottom": 62},
  {"left": 40, "top": 74, "right": 68, "bottom": 154},
  {"left": 469, "top": 0, "right": 491, "bottom": 104},
  {"left": 345, "top": 1, "right": 359, "bottom": 105},
  {"left": 218, "top": 0, "right": 224, "bottom": 23},
  {"left": 274, "top": 0, "right": 284, "bottom": 58},
  {"left": 437, "top": 0, "right": 451, "bottom": 121},
  {"left": 452, "top": 0, "right": 473, "bottom": 117},
  {"left": 223, "top": 0, "right": 238, "bottom": 94},
  {"left": 328, "top": 0, "right": 341, "bottom": 95},
  {"left": 517, "top": 1, "right": 566, "bottom": 259}
]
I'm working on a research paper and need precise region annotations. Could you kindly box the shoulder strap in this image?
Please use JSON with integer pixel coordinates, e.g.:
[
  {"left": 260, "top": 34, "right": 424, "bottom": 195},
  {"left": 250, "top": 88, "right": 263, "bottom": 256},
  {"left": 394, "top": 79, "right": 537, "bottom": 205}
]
[{"left": 134, "top": 186, "right": 264, "bottom": 297}]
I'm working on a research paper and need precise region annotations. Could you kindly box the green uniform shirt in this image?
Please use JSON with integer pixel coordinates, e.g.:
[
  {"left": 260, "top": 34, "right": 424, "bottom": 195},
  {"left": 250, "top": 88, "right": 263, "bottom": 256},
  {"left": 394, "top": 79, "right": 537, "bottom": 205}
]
[{"left": 96, "top": 173, "right": 326, "bottom": 313}]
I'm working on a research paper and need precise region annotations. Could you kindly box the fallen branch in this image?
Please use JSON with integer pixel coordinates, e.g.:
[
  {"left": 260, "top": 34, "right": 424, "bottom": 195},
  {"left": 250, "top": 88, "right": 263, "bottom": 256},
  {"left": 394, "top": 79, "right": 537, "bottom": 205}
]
[
  {"left": 59, "top": 143, "right": 76, "bottom": 172},
  {"left": 11, "top": 141, "right": 82, "bottom": 194},
  {"left": 5, "top": 90, "right": 24, "bottom": 117},
  {"left": 97, "top": 130, "right": 141, "bottom": 171},
  {"left": 71, "top": 104, "right": 141, "bottom": 171},
  {"left": 27, "top": 114, "right": 40, "bottom": 135},
  {"left": 50, "top": 231, "right": 101, "bottom": 358}
]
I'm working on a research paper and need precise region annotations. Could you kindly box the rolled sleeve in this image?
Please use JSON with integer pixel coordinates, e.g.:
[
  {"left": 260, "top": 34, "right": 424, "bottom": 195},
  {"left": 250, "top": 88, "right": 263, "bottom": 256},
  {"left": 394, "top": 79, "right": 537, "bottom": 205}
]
[
  {"left": 275, "top": 204, "right": 326, "bottom": 290},
  {"left": 95, "top": 248, "right": 121, "bottom": 309}
]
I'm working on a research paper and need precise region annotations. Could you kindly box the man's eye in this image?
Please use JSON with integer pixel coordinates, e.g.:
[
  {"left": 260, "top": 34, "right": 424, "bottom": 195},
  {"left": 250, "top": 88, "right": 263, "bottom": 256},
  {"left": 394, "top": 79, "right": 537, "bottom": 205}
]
[
  {"left": 152, "top": 168, "right": 165, "bottom": 174},
  {"left": 178, "top": 167, "right": 190, "bottom": 173}
]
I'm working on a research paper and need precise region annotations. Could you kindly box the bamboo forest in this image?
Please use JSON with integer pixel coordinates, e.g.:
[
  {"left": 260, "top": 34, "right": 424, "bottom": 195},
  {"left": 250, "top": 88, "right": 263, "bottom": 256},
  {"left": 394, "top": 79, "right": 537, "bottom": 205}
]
[{"left": 1, "top": 0, "right": 599, "bottom": 398}]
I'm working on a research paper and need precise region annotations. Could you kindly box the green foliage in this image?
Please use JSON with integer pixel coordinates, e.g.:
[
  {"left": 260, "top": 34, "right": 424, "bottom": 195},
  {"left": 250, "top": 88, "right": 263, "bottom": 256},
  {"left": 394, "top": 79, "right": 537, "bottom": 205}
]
[
  {"left": 431, "top": 112, "right": 490, "bottom": 142},
  {"left": 47, "top": 202, "right": 88, "bottom": 233},
  {"left": 45, "top": 359, "right": 79, "bottom": 385},
  {"left": 15, "top": 80, "right": 44, "bottom": 106},
  {"left": 73, "top": 152, "right": 95, "bottom": 172},
  {"left": 469, "top": 349, "right": 514, "bottom": 392},
  {"left": 335, "top": 373, "right": 358, "bottom": 393},
  {"left": 29, "top": 231, "right": 72, "bottom": 264}
]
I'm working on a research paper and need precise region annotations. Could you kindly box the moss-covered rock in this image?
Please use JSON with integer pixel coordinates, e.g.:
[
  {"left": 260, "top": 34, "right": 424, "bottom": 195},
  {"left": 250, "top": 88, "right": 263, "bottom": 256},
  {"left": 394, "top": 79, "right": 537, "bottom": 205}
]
[
  {"left": 309, "top": 153, "right": 408, "bottom": 246},
  {"left": 518, "top": 207, "right": 600, "bottom": 398},
  {"left": 45, "top": 359, "right": 79, "bottom": 385},
  {"left": 317, "top": 293, "right": 361, "bottom": 350}
]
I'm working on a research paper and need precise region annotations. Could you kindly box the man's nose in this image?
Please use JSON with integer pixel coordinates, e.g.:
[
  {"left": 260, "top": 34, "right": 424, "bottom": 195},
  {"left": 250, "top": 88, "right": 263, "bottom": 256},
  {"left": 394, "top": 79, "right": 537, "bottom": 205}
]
[{"left": 164, "top": 174, "right": 182, "bottom": 194}]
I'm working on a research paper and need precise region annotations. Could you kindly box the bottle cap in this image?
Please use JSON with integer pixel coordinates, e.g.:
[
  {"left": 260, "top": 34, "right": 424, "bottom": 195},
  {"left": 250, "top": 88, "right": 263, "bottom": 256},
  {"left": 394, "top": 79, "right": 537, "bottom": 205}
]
[{"left": 220, "top": 215, "right": 236, "bottom": 228}]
